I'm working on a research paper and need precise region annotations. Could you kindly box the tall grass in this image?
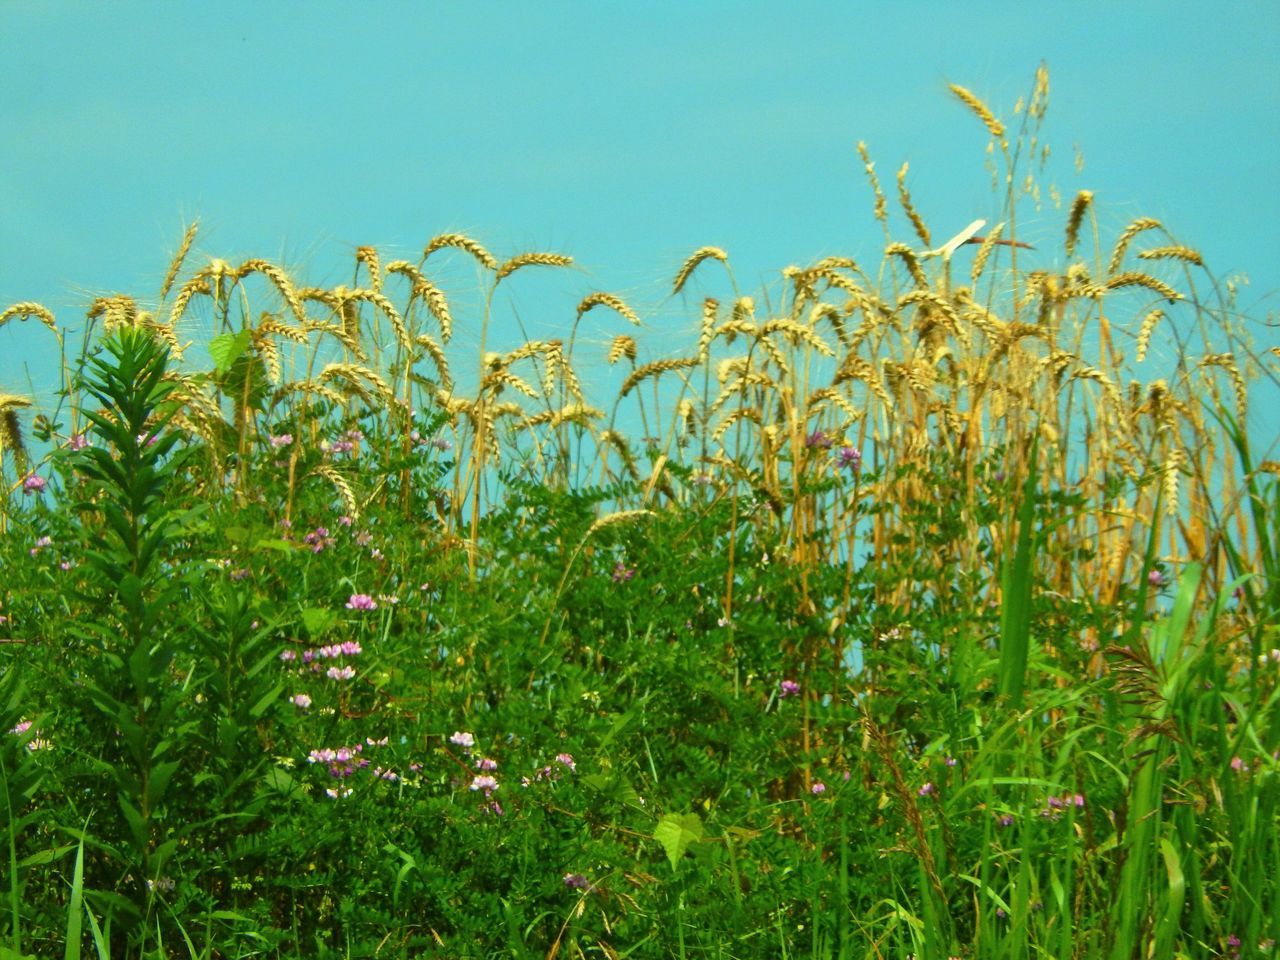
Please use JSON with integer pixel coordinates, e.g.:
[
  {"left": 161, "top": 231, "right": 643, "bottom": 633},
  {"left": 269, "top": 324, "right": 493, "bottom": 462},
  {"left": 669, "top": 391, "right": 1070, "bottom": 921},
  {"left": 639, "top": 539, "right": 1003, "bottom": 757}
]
[{"left": 0, "top": 69, "right": 1275, "bottom": 958}]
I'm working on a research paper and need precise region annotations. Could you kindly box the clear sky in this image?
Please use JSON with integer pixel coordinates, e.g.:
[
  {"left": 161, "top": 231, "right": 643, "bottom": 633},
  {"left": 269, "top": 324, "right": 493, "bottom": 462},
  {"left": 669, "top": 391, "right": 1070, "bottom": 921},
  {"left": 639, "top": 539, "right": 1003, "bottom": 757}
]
[{"left": 2, "top": 2, "right": 1278, "bottom": 438}]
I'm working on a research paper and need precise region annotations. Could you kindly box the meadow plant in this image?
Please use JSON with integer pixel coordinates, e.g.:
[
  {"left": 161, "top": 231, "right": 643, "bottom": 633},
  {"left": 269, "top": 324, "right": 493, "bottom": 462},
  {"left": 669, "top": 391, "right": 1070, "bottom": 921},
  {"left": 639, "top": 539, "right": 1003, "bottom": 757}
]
[{"left": 0, "top": 69, "right": 1275, "bottom": 957}]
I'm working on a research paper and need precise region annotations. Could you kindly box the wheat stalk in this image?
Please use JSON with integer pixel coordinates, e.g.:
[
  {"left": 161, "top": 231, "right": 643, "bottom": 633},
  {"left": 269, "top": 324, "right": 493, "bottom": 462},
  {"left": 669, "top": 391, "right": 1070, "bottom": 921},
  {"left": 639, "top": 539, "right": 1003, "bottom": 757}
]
[
  {"left": 969, "top": 222, "right": 1006, "bottom": 284},
  {"left": 1105, "top": 272, "right": 1182, "bottom": 303},
  {"left": 673, "top": 247, "right": 729, "bottom": 294},
  {"left": 1107, "top": 217, "right": 1163, "bottom": 275},
  {"left": 896, "top": 162, "right": 932, "bottom": 248},
  {"left": 884, "top": 243, "right": 928, "bottom": 289},
  {"left": 0, "top": 394, "right": 32, "bottom": 467},
  {"left": 355, "top": 246, "right": 382, "bottom": 293},
  {"left": 495, "top": 252, "right": 573, "bottom": 282},
  {"left": 160, "top": 221, "right": 199, "bottom": 300},
  {"left": 948, "top": 83, "right": 1005, "bottom": 138},
  {"left": 760, "top": 319, "right": 835, "bottom": 357},
  {"left": 311, "top": 463, "right": 359, "bottom": 519},
  {"left": 607, "top": 335, "right": 637, "bottom": 366},
  {"left": 423, "top": 233, "right": 498, "bottom": 271},
  {"left": 1200, "top": 353, "right": 1248, "bottom": 427},
  {"left": 334, "top": 286, "right": 411, "bottom": 352},
  {"left": 586, "top": 509, "right": 654, "bottom": 537},
  {"left": 1135, "top": 309, "right": 1164, "bottom": 363},
  {"left": 1137, "top": 245, "right": 1204, "bottom": 267},
  {"left": 1064, "top": 190, "right": 1093, "bottom": 258},
  {"left": 576, "top": 292, "right": 641, "bottom": 327},
  {"left": 413, "top": 334, "right": 452, "bottom": 388},
  {"left": 386, "top": 260, "right": 454, "bottom": 342},
  {"left": 319, "top": 362, "right": 395, "bottom": 405},
  {"left": 236, "top": 259, "right": 306, "bottom": 323},
  {"left": 857, "top": 141, "right": 888, "bottom": 225}
]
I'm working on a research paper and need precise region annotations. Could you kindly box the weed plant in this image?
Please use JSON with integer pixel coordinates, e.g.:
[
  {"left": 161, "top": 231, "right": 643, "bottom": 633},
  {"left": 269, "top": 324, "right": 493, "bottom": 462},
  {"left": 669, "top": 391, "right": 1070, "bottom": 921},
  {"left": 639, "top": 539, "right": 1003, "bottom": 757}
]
[{"left": 0, "top": 69, "right": 1276, "bottom": 959}]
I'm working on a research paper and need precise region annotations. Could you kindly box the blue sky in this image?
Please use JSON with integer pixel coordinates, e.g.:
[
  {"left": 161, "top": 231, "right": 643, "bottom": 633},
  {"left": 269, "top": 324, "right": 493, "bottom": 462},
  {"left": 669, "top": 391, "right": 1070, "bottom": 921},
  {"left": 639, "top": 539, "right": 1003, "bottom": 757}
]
[{"left": 2, "top": 2, "right": 1278, "bottom": 433}]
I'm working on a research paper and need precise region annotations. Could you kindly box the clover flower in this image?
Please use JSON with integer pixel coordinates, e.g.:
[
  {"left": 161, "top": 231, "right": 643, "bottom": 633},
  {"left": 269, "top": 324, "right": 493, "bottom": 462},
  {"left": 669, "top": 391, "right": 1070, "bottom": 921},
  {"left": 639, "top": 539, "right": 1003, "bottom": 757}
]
[
  {"left": 450, "top": 731, "right": 476, "bottom": 749},
  {"left": 779, "top": 679, "right": 800, "bottom": 698},
  {"left": 470, "top": 774, "right": 499, "bottom": 794},
  {"left": 345, "top": 594, "right": 377, "bottom": 611},
  {"left": 21, "top": 474, "right": 45, "bottom": 494},
  {"left": 835, "top": 445, "right": 862, "bottom": 470}
]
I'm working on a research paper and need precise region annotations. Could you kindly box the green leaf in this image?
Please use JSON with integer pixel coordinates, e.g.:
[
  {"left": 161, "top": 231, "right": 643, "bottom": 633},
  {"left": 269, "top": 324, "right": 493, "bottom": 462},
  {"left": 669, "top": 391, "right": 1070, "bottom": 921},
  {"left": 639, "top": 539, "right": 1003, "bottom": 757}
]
[
  {"left": 300, "top": 607, "right": 338, "bottom": 638},
  {"left": 653, "top": 811, "right": 703, "bottom": 870},
  {"left": 208, "top": 330, "right": 252, "bottom": 375},
  {"left": 248, "top": 681, "right": 284, "bottom": 719}
]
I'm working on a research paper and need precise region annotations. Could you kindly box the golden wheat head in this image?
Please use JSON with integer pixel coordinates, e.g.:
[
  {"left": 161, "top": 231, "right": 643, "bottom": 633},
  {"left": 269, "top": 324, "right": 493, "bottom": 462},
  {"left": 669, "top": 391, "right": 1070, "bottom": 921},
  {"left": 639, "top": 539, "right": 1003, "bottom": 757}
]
[
  {"left": 948, "top": 83, "right": 1005, "bottom": 139},
  {"left": 673, "top": 247, "right": 729, "bottom": 294}
]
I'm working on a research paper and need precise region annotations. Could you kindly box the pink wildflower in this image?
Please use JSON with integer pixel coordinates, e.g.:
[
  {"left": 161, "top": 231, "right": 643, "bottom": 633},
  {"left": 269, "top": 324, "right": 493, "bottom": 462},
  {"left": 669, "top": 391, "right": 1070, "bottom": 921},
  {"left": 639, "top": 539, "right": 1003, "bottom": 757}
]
[{"left": 345, "top": 594, "right": 377, "bottom": 611}]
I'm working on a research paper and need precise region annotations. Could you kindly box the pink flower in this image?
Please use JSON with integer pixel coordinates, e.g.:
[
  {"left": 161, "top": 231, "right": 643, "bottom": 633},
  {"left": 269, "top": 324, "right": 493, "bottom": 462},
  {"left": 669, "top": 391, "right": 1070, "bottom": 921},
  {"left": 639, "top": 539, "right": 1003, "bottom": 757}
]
[
  {"left": 918, "top": 782, "right": 935, "bottom": 797},
  {"left": 779, "top": 680, "right": 801, "bottom": 698},
  {"left": 345, "top": 594, "right": 377, "bottom": 611},
  {"left": 835, "top": 446, "right": 862, "bottom": 470},
  {"left": 555, "top": 753, "right": 577, "bottom": 772},
  {"left": 810, "top": 781, "right": 826, "bottom": 795},
  {"left": 21, "top": 474, "right": 45, "bottom": 494},
  {"left": 289, "top": 694, "right": 311, "bottom": 709},
  {"left": 326, "top": 665, "right": 355, "bottom": 681},
  {"left": 449, "top": 731, "right": 475, "bottom": 749},
  {"left": 476, "top": 757, "right": 498, "bottom": 771},
  {"left": 1148, "top": 569, "right": 1168, "bottom": 588},
  {"left": 67, "top": 433, "right": 90, "bottom": 451},
  {"left": 470, "top": 775, "right": 498, "bottom": 794},
  {"left": 269, "top": 433, "right": 293, "bottom": 449}
]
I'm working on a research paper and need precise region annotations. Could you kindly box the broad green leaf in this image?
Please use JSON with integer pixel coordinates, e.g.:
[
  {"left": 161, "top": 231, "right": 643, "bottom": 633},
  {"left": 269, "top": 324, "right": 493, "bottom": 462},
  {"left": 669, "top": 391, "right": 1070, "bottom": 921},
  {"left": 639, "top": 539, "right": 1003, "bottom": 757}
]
[
  {"left": 300, "top": 607, "right": 338, "bottom": 638},
  {"left": 654, "top": 811, "right": 703, "bottom": 870},
  {"left": 208, "top": 330, "right": 252, "bottom": 374}
]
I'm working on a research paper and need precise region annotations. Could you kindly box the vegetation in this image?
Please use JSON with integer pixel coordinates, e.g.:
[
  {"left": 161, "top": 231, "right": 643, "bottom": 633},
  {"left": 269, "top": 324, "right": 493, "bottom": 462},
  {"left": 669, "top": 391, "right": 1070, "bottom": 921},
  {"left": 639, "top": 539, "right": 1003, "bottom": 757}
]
[{"left": 0, "top": 70, "right": 1276, "bottom": 958}]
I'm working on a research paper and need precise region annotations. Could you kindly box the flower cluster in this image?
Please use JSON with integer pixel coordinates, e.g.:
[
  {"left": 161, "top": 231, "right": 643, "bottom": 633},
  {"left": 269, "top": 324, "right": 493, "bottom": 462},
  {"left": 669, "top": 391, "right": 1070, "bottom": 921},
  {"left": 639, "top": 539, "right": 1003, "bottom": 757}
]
[
  {"left": 21, "top": 473, "right": 46, "bottom": 494},
  {"left": 269, "top": 433, "right": 293, "bottom": 449},
  {"left": 324, "top": 429, "right": 364, "bottom": 456},
  {"left": 1039, "top": 793, "right": 1085, "bottom": 819},
  {"left": 835, "top": 445, "right": 862, "bottom": 471},
  {"left": 778, "top": 679, "right": 800, "bottom": 698},
  {"left": 8, "top": 719, "right": 52, "bottom": 752},
  {"left": 308, "top": 743, "right": 367, "bottom": 778},
  {"left": 29, "top": 535, "right": 52, "bottom": 558},
  {"left": 611, "top": 560, "right": 636, "bottom": 583},
  {"left": 281, "top": 641, "right": 363, "bottom": 665},
  {"left": 346, "top": 593, "right": 377, "bottom": 611},
  {"left": 521, "top": 752, "right": 577, "bottom": 786},
  {"left": 303, "top": 526, "right": 334, "bottom": 553}
]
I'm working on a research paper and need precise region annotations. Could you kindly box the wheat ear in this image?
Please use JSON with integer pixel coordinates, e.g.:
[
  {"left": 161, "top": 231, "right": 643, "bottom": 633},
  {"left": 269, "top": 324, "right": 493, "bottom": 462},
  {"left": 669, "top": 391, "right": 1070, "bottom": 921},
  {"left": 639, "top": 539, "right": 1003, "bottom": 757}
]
[
  {"left": 948, "top": 83, "right": 1005, "bottom": 138},
  {"left": 495, "top": 252, "right": 573, "bottom": 282},
  {"left": 1064, "top": 190, "right": 1093, "bottom": 258},
  {"left": 896, "top": 162, "right": 932, "bottom": 248},
  {"left": 673, "top": 247, "right": 729, "bottom": 294},
  {"left": 576, "top": 292, "right": 641, "bottom": 326},
  {"left": 160, "top": 221, "right": 199, "bottom": 299},
  {"left": 0, "top": 302, "right": 58, "bottom": 333},
  {"left": 423, "top": 233, "right": 498, "bottom": 271}
]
